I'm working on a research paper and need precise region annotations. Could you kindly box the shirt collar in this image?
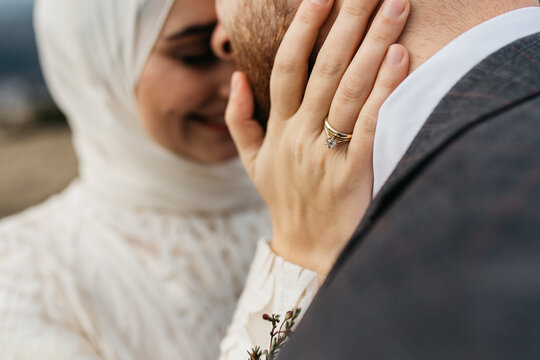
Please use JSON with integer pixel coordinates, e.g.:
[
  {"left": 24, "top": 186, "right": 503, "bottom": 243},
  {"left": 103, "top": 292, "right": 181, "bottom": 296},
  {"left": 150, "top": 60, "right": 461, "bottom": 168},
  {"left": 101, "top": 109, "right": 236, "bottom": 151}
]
[{"left": 372, "top": 7, "right": 540, "bottom": 196}]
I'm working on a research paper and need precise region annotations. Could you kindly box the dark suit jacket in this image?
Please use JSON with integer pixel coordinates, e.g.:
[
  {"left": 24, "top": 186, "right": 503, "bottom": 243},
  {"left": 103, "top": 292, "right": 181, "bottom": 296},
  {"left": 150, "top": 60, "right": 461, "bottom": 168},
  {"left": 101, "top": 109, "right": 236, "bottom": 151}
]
[{"left": 280, "top": 32, "right": 540, "bottom": 359}]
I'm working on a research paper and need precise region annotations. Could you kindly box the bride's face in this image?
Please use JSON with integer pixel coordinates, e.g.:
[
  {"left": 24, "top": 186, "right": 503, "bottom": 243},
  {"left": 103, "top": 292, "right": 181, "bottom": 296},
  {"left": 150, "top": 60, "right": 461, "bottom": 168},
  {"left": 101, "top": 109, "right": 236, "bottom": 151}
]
[{"left": 136, "top": 0, "right": 237, "bottom": 164}]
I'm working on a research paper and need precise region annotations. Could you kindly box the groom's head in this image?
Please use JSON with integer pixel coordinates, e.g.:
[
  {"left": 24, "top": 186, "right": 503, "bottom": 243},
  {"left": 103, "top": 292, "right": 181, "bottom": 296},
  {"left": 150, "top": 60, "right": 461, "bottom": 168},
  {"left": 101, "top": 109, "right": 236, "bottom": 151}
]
[
  {"left": 212, "top": 0, "right": 536, "bottom": 122},
  {"left": 213, "top": 0, "right": 344, "bottom": 122}
]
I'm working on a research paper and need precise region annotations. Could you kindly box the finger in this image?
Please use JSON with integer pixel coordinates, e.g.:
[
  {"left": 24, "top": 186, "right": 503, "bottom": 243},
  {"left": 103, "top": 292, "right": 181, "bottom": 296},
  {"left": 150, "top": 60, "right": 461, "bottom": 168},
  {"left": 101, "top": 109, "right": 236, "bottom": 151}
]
[
  {"left": 270, "top": 0, "right": 334, "bottom": 120},
  {"left": 328, "top": 0, "right": 410, "bottom": 134},
  {"left": 300, "top": 0, "right": 381, "bottom": 121},
  {"left": 226, "top": 72, "right": 264, "bottom": 176},
  {"left": 348, "top": 44, "right": 409, "bottom": 164}
]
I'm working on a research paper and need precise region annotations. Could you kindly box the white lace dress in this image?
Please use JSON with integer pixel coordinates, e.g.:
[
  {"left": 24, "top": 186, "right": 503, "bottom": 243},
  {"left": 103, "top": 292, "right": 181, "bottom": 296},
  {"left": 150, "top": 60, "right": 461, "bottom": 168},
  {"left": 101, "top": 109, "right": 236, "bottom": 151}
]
[
  {"left": 0, "top": 182, "right": 318, "bottom": 360},
  {"left": 219, "top": 241, "right": 319, "bottom": 360}
]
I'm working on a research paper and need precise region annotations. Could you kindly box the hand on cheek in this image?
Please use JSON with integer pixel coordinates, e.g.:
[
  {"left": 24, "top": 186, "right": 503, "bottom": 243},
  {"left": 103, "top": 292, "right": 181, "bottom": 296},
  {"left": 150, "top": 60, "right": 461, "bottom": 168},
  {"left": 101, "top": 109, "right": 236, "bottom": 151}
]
[{"left": 226, "top": 0, "right": 410, "bottom": 276}]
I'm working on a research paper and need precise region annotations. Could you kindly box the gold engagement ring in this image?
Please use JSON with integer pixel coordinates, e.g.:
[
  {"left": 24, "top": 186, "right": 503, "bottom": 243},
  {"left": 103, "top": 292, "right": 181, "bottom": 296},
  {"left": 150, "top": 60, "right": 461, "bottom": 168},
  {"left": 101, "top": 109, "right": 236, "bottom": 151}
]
[{"left": 324, "top": 119, "right": 353, "bottom": 149}]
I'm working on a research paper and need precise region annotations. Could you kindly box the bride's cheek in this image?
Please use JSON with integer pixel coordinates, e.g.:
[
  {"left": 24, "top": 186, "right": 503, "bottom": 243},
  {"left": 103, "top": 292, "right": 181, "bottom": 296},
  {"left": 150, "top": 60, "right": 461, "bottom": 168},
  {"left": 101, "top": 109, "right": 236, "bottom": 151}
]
[{"left": 137, "top": 58, "right": 203, "bottom": 143}]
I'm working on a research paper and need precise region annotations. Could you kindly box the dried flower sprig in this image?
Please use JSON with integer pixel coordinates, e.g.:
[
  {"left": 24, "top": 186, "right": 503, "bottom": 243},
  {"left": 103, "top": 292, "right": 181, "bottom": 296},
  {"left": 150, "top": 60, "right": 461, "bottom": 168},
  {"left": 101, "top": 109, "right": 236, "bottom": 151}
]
[{"left": 247, "top": 308, "right": 301, "bottom": 360}]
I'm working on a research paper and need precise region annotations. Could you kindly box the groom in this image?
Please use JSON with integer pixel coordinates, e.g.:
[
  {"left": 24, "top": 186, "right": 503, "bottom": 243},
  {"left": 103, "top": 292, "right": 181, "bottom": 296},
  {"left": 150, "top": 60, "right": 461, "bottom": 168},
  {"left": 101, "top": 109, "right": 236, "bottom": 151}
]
[{"left": 214, "top": 0, "right": 540, "bottom": 358}]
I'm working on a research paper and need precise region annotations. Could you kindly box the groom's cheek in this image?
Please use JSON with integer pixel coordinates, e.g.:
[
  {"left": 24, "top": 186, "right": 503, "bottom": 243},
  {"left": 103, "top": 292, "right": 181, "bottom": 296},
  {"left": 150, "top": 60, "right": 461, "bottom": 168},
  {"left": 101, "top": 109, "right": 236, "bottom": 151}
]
[{"left": 215, "top": 0, "right": 242, "bottom": 30}]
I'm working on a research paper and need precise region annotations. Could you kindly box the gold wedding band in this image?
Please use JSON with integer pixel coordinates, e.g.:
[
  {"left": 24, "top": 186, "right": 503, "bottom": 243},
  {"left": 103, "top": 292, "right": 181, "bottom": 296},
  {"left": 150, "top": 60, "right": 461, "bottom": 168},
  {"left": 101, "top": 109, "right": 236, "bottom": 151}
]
[{"left": 324, "top": 119, "right": 353, "bottom": 149}]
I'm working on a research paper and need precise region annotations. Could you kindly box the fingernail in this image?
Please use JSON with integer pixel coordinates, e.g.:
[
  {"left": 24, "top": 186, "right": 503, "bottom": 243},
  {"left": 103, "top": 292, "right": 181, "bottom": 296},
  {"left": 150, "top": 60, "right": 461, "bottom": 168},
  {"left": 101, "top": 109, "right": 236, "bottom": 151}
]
[
  {"left": 382, "top": 0, "right": 406, "bottom": 18},
  {"left": 310, "top": 0, "right": 330, "bottom": 5},
  {"left": 385, "top": 45, "right": 404, "bottom": 65},
  {"left": 231, "top": 72, "right": 241, "bottom": 97}
]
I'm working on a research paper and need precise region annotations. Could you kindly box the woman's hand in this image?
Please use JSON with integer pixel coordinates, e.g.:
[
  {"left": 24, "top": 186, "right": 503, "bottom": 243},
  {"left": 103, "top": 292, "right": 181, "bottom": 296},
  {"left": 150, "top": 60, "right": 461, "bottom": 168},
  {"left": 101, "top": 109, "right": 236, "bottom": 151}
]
[{"left": 226, "top": 0, "right": 410, "bottom": 276}]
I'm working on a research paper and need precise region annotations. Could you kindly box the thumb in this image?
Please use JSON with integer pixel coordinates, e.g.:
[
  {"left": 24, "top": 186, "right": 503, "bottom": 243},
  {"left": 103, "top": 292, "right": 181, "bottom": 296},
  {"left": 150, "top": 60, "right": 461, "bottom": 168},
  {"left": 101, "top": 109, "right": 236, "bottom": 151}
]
[{"left": 226, "top": 71, "right": 264, "bottom": 175}]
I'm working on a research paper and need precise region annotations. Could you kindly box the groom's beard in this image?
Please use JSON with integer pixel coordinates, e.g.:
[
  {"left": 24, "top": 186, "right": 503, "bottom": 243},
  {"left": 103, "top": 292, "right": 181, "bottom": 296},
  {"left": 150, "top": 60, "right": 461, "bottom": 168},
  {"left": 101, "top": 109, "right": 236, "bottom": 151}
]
[{"left": 229, "top": 0, "right": 297, "bottom": 128}]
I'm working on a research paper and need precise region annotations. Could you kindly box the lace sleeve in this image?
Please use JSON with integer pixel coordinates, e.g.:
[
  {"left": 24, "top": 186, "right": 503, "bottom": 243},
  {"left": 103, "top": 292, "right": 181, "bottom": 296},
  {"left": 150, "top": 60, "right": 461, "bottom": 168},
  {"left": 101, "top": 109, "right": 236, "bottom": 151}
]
[
  {"left": 218, "top": 240, "right": 319, "bottom": 360},
  {"left": 0, "top": 238, "right": 101, "bottom": 360}
]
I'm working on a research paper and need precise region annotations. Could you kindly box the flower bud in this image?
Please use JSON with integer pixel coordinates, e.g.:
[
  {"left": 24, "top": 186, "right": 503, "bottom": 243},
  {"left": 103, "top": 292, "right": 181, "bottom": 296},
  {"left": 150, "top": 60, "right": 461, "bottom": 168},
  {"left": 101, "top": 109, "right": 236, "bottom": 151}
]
[{"left": 285, "top": 311, "right": 293, "bottom": 320}]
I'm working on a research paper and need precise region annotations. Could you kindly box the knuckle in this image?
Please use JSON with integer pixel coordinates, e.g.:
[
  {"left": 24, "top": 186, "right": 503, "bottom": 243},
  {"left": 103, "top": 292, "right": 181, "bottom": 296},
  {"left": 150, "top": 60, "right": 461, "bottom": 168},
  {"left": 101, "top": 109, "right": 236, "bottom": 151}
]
[
  {"left": 378, "top": 76, "right": 400, "bottom": 92},
  {"left": 371, "top": 29, "right": 392, "bottom": 44},
  {"left": 370, "top": 16, "right": 399, "bottom": 43},
  {"left": 342, "top": 1, "right": 369, "bottom": 17},
  {"left": 296, "top": 0, "right": 327, "bottom": 25},
  {"left": 273, "top": 53, "right": 299, "bottom": 76},
  {"left": 340, "top": 76, "right": 369, "bottom": 101},
  {"left": 360, "top": 111, "right": 378, "bottom": 136},
  {"left": 376, "top": 67, "right": 404, "bottom": 92},
  {"left": 316, "top": 56, "right": 345, "bottom": 79},
  {"left": 296, "top": 8, "right": 314, "bottom": 25},
  {"left": 379, "top": 14, "right": 397, "bottom": 27}
]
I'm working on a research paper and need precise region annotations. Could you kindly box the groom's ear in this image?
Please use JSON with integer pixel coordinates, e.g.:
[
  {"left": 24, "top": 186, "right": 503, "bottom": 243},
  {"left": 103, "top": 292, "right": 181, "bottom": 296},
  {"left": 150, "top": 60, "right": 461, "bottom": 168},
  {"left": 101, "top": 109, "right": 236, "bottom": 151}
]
[{"left": 212, "top": 23, "right": 234, "bottom": 61}]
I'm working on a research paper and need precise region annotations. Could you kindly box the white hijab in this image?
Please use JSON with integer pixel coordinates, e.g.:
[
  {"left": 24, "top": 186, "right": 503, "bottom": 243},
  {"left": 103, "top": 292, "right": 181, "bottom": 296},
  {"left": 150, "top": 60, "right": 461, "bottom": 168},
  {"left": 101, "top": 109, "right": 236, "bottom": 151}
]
[{"left": 34, "top": 0, "right": 263, "bottom": 213}]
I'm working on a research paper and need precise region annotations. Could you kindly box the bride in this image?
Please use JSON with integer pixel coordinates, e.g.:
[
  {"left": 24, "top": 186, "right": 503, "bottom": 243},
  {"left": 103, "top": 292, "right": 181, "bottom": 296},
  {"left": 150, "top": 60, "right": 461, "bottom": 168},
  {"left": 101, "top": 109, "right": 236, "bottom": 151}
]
[
  {"left": 0, "top": 0, "right": 272, "bottom": 358},
  {"left": 0, "top": 0, "right": 409, "bottom": 358}
]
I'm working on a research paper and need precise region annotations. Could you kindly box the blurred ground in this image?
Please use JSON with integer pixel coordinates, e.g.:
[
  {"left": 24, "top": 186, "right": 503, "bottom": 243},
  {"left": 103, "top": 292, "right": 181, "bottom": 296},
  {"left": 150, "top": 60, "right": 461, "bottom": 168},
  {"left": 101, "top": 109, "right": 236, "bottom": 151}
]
[
  {"left": 0, "top": 124, "right": 77, "bottom": 218},
  {"left": 0, "top": 1, "right": 77, "bottom": 219}
]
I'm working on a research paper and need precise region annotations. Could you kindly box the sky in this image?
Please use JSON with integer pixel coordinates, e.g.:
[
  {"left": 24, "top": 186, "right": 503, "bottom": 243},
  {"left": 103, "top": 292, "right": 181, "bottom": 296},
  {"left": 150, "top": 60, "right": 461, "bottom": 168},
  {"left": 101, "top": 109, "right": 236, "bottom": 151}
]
[
  {"left": 0, "top": 0, "right": 42, "bottom": 84},
  {"left": 0, "top": 0, "right": 34, "bottom": 19}
]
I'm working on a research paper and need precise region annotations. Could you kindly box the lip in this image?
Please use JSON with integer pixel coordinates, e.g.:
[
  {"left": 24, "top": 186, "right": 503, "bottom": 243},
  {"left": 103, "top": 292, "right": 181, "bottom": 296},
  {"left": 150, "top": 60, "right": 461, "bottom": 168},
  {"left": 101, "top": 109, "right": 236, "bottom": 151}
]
[
  {"left": 188, "top": 114, "right": 230, "bottom": 135},
  {"left": 197, "top": 112, "right": 226, "bottom": 119},
  {"left": 196, "top": 121, "right": 230, "bottom": 135}
]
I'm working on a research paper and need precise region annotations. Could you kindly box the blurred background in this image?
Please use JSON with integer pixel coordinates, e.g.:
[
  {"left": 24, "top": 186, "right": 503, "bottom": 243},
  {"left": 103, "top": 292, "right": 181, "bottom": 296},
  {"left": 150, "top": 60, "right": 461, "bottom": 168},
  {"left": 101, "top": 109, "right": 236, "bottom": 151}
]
[{"left": 0, "top": 0, "right": 77, "bottom": 218}]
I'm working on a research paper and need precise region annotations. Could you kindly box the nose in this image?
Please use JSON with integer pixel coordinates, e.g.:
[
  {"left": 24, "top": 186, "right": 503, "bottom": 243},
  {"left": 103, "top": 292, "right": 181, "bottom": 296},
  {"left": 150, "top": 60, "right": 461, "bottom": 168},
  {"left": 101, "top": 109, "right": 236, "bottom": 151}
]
[
  {"left": 212, "top": 23, "right": 234, "bottom": 61},
  {"left": 216, "top": 60, "right": 235, "bottom": 100}
]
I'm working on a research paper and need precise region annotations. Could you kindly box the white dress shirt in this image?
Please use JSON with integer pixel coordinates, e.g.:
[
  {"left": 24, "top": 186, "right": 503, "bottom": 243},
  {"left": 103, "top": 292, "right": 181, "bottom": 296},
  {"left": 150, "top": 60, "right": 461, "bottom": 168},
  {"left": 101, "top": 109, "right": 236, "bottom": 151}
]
[{"left": 373, "top": 7, "right": 540, "bottom": 196}]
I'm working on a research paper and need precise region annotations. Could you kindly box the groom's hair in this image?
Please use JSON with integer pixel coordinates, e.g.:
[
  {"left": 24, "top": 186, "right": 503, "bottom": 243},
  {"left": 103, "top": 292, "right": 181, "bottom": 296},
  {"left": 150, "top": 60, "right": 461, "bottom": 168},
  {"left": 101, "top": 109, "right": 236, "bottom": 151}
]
[{"left": 229, "top": 0, "right": 298, "bottom": 122}]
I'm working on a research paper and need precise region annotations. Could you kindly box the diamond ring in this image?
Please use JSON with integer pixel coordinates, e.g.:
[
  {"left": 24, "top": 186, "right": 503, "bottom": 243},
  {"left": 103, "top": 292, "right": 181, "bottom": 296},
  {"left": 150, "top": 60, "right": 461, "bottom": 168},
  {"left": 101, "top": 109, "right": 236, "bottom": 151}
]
[{"left": 324, "top": 119, "right": 353, "bottom": 149}]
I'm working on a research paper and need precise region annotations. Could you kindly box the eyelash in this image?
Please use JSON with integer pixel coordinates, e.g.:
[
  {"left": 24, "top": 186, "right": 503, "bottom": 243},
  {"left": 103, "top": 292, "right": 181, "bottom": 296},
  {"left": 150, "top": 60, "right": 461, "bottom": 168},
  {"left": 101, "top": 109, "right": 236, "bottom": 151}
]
[{"left": 177, "top": 52, "right": 218, "bottom": 67}]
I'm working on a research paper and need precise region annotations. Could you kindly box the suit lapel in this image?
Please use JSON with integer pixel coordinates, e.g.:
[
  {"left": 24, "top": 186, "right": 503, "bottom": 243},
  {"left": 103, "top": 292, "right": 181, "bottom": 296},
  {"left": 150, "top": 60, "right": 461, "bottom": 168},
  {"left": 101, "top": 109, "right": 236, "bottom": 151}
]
[{"left": 330, "top": 32, "right": 540, "bottom": 276}]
